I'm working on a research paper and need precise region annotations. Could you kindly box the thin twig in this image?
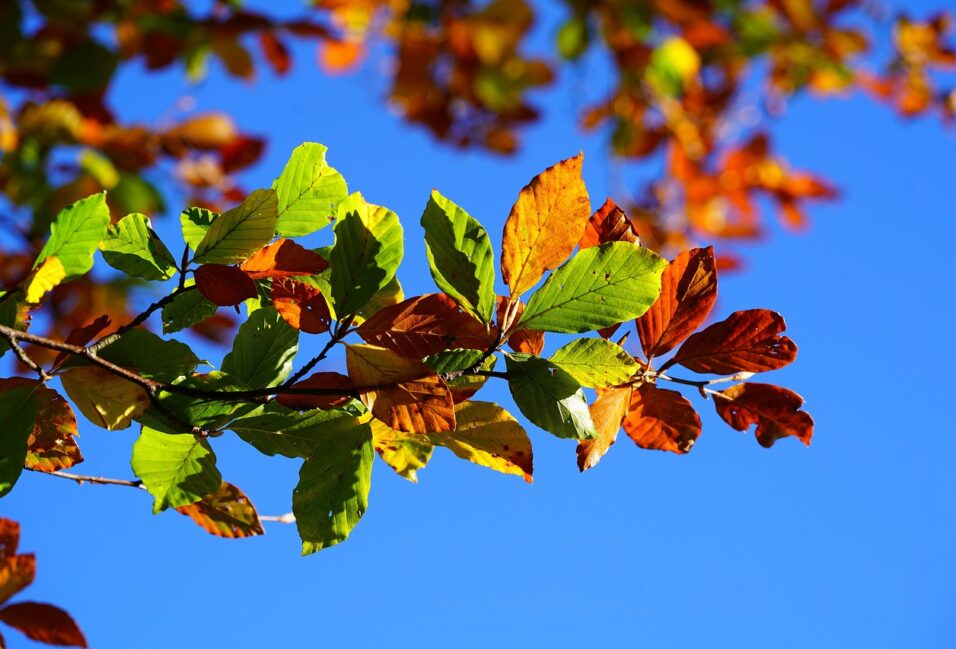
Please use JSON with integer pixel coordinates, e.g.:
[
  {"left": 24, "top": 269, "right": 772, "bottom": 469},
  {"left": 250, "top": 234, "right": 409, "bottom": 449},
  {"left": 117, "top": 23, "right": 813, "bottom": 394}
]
[
  {"left": 87, "top": 285, "right": 195, "bottom": 353},
  {"left": 3, "top": 330, "right": 51, "bottom": 380},
  {"left": 654, "top": 371, "right": 753, "bottom": 399},
  {"left": 283, "top": 313, "right": 354, "bottom": 386}
]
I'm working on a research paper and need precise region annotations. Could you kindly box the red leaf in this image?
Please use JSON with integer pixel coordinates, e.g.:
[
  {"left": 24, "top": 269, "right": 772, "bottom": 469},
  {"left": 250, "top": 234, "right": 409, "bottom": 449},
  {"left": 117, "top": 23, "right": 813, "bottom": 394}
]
[
  {"left": 714, "top": 383, "right": 813, "bottom": 448},
  {"left": 52, "top": 315, "right": 111, "bottom": 370},
  {"left": 0, "top": 521, "right": 18, "bottom": 558},
  {"left": 636, "top": 246, "right": 717, "bottom": 359},
  {"left": 622, "top": 383, "right": 701, "bottom": 454},
  {"left": 667, "top": 309, "right": 797, "bottom": 375},
  {"left": 219, "top": 135, "right": 265, "bottom": 174},
  {"left": 0, "top": 555, "right": 35, "bottom": 607},
  {"left": 270, "top": 279, "right": 331, "bottom": 334},
  {"left": 258, "top": 31, "right": 291, "bottom": 75},
  {"left": 194, "top": 264, "right": 258, "bottom": 306},
  {"left": 276, "top": 372, "right": 355, "bottom": 410},
  {"left": 357, "top": 294, "right": 493, "bottom": 358},
  {"left": 579, "top": 198, "right": 641, "bottom": 249},
  {"left": 0, "top": 602, "right": 87, "bottom": 648},
  {"left": 240, "top": 239, "right": 326, "bottom": 279}
]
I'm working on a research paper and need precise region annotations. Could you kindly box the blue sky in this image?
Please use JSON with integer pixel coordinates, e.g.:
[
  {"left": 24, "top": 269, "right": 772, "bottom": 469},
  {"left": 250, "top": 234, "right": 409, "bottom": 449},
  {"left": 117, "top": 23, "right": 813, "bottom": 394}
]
[{"left": 3, "top": 1, "right": 956, "bottom": 647}]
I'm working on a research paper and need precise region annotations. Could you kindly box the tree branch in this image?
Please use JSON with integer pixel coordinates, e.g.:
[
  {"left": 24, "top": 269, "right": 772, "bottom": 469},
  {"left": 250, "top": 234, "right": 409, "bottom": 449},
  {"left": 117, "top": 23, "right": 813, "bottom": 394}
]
[
  {"left": 653, "top": 371, "right": 753, "bottom": 399},
  {"left": 87, "top": 284, "right": 196, "bottom": 353},
  {"left": 283, "top": 313, "right": 354, "bottom": 386}
]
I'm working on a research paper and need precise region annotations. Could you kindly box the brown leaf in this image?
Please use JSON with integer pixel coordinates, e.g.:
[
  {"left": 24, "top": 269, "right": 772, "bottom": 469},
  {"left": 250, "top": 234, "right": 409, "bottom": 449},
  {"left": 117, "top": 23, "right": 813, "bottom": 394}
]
[
  {"left": 240, "top": 239, "right": 326, "bottom": 279},
  {"left": 668, "top": 309, "right": 797, "bottom": 375},
  {"left": 714, "top": 383, "right": 813, "bottom": 448},
  {"left": 276, "top": 372, "right": 355, "bottom": 410},
  {"left": 194, "top": 264, "right": 258, "bottom": 307},
  {"left": 219, "top": 135, "right": 265, "bottom": 174},
  {"left": 636, "top": 246, "right": 717, "bottom": 359},
  {"left": 501, "top": 153, "right": 591, "bottom": 296},
  {"left": 577, "top": 386, "right": 631, "bottom": 472},
  {"left": 496, "top": 296, "right": 544, "bottom": 355},
  {"left": 270, "top": 279, "right": 332, "bottom": 334},
  {"left": 623, "top": 383, "right": 701, "bottom": 454},
  {"left": 0, "top": 521, "right": 18, "bottom": 558},
  {"left": 161, "top": 112, "right": 237, "bottom": 154},
  {"left": 0, "top": 555, "right": 35, "bottom": 607},
  {"left": 258, "top": 31, "right": 291, "bottom": 75},
  {"left": 0, "top": 602, "right": 87, "bottom": 648},
  {"left": 579, "top": 198, "right": 641, "bottom": 249},
  {"left": 357, "top": 293, "right": 493, "bottom": 358},
  {"left": 346, "top": 344, "right": 455, "bottom": 434},
  {"left": 176, "top": 482, "right": 264, "bottom": 539},
  {"left": 0, "top": 379, "right": 81, "bottom": 472},
  {"left": 51, "top": 315, "right": 111, "bottom": 370}
]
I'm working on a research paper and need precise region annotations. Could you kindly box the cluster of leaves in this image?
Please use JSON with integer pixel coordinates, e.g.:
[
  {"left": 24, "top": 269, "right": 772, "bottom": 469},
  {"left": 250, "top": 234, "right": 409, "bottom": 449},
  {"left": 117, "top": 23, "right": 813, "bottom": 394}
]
[
  {"left": 0, "top": 143, "right": 812, "bottom": 554},
  {"left": 0, "top": 519, "right": 87, "bottom": 647}
]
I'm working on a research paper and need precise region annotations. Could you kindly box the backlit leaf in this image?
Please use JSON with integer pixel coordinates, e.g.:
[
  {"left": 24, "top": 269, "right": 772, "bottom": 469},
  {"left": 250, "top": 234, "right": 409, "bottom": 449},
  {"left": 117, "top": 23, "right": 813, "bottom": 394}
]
[
  {"left": 90, "top": 329, "right": 200, "bottom": 382},
  {"left": 161, "top": 283, "right": 218, "bottom": 334},
  {"left": 668, "top": 309, "right": 797, "bottom": 374},
  {"left": 504, "top": 353, "right": 596, "bottom": 440},
  {"left": 59, "top": 366, "right": 149, "bottom": 431},
  {"left": 271, "top": 278, "right": 332, "bottom": 334},
  {"left": 181, "top": 207, "right": 218, "bottom": 251},
  {"left": 0, "top": 379, "right": 83, "bottom": 473},
  {"left": 637, "top": 247, "right": 717, "bottom": 359},
  {"left": 176, "top": 481, "right": 264, "bottom": 539},
  {"left": 520, "top": 241, "right": 666, "bottom": 333},
  {"left": 0, "top": 385, "right": 37, "bottom": 497},
  {"left": 714, "top": 383, "right": 813, "bottom": 448},
  {"left": 293, "top": 420, "right": 373, "bottom": 554},
  {"left": 577, "top": 386, "right": 631, "bottom": 472},
  {"left": 623, "top": 383, "right": 701, "bottom": 454},
  {"left": 240, "top": 238, "right": 327, "bottom": 278},
  {"left": 501, "top": 153, "right": 591, "bottom": 296},
  {"left": 423, "top": 349, "right": 496, "bottom": 404},
  {"left": 131, "top": 426, "right": 222, "bottom": 513},
  {"left": 0, "top": 555, "right": 34, "bottom": 606},
  {"left": 420, "top": 190, "right": 496, "bottom": 322},
  {"left": 193, "top": 189, "right": 278, "bottom": 264},
  {"left": 370, "top": 419, "right": 433, "bottom": 483},
  {"left": 273, "top": 142, "right": 348, "bottom": 237},
  {"left": 579, "top": 198, "right": 641, "bottom": 249},
  {"left": 221, "top": 307, "right": 298, "bottom": 389},
  {"left": 0, "top": 602, "right": 87, "bottom": 647},
  {"left": 232, "top": 404, "right": 365, "bottom": 458},
  {"left": 34, "top": 192, "right": 110, "bottom": 279},
  {"left": 549, "top": 338, "right": 638, "bottom": 388},
  {"left": 99, "top": 212, "right": 177, "bottom": 281},
  {"left": 194, "top": 264, "right": 258, "bottom": 306},
  {"left": 21, "top": 257, "right": 66, "bottom": 305}
]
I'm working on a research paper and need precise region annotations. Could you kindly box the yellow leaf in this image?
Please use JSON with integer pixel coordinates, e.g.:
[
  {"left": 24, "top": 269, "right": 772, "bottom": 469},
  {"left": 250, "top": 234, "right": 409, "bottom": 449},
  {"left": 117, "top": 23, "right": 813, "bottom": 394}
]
[
  {"left": 370, "top": 419, "right": 433, "bottom": 483},
  {"left": 429, "top": 401, "right": 533, "bottom": 482},
  {"left": 60, "top": 366, "right": 149, "bottom": 430},
  {"left": 576, "top": 386, "right": 631, "bottom": 472},
  {"left": 346, "top": 344, "right": 455, "bottom": 434},
  {"left": 21, "top": 257, "right": 66, "bottom": 304},
  {"left": 501, "top": 153, "right": 591, "bottom": 296}
]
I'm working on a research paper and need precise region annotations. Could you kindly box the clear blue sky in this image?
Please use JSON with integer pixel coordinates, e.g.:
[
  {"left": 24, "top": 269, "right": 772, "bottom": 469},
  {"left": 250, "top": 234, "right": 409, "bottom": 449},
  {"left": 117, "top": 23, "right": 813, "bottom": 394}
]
[{"left": 4, "top": 1, "right": 956, "bottom": 647}]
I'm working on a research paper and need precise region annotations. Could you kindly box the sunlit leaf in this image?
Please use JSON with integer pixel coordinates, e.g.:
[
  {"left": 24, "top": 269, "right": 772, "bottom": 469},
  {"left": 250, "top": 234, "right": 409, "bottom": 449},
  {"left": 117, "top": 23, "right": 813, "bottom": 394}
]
[
  {"left": 221, "top": 307, "right": 298, "bottom": 389},
  {"left": 714, "top": 383, "right": 813, "bottom": 448},
  {"left": 194, "top": 264, "right": 258, "bottom": 306},
  {"left": 131, "top": 426, "right": 222, "bottom": 513},
  {"left": 176, "top": 481, "right": 264, "bottom": 539},
  {"left": 193, "top": 189, "right": 278, "bottom": 264},
  {"left": 231, "top": 404, "right": 366, "bottom": 458},
  {"left": 161, "top": 283, "right": 218, "bottom": 334},
  {"left": 623, "top": 383, "right": 701, "bottom": 454},
  {"left": 0, "top": 555, "right": 35, "bottom": 606},
  {"left": 34, "top": 192, "right": 110, "bottom": 279},
  {"left": 579, "top": 198, "right": 640, "bottom": 249},
  {"left": 0, "top": 385, "right": 37, "bottom": 497},
  {"left": 240, "top": 238, "right": 327, "bottom": 279},
  {"left": 370, "top": 419, "right": 433, "bottom": 483},
  {"left": 99, "top": 212, "right": 177, "bottom": 281},
  {"left": 271, "top": 278, "right": 333, "bottom": 334},
  {"left": 668, "top": 309, "right": 797, "bottom": 374},
  {"left": 504, "top": 353, "right": 596, "bottom": 440},
  {"left": 275, "top": 372, "right": 355, "bottom": 411},
  {"left": 0, "top": 602, "right": 87, "bottom": 647},
  {"left": 59, "top": 366, "right": 149, "bottom": 431},
  {"left": 181, "top": 207, "right": 218, "bottom": 251},
  {"left": 273, "top": 142, "right": 348, "bottom": 237},
  {"left": 549, "top": 338, "right": 638, "bottom": 388},
  {"left": 577, "top": 386, "right": 631, "bottom": 472}
]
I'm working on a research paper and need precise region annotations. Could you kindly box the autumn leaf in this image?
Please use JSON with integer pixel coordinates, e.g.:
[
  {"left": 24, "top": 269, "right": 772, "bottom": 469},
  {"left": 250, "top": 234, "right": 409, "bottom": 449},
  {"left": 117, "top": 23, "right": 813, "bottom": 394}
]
[
  {"left": 51, "top": 315, "right": 111, "bottom": 370},
  {"left": 176, "top": 482, "right": 264, "bottom": 539},
  {"left": 577, "top": 386, "right": 631, "bottom": 472},
  {"left": 579, "top": 198, "right": 641, "bottom": 249},
  {"left": 496, "top": 296, "right": 544, "bottom": 355},
  {"left": 240, "top": 238, "right": 326, "bottom": 279},
  {"left": 714, "top": 383, "right": 813, "bottom": 448},
  {"left": 622, "top": 383, "right": 701, "bottom": 454},
  {"left": 0, "top": 554, "right": 35, "bottom": 606},
  {"left": 194, "top": 264, "right": 258, "bottom": 306},
  {"left": 276, "top": 372, "right": 355, "bottom": 411},
  {"left": 271, "top": 278, "right": 332, "bottom": 334},
  {"left": 501, "top": 153, "right": 591, "bottom": 296},
  {"left": 636, "top": 246, "right": 717, "bottom": 360},
  {"left": 346, "top": 344, "right": 455, "bottom": 434},
  {"left": 667, "top": 309, "right": 797, "bottom": 374},
  {"left": 371, "top": 420, "right": 433, "bottom": 483},
  {"left": 0, "top": 602, "right": 87, "bottom": 647}
]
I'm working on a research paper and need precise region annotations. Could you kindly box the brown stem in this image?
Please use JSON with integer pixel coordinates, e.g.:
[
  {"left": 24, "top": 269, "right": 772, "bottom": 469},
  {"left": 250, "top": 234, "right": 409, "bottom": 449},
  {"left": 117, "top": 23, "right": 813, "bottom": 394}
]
[
  {"left": 283, "top": 313, "right": 354, "bottom": 387},
  {"left": 87, "top": 284, "right": 196, "bottom": 353}
]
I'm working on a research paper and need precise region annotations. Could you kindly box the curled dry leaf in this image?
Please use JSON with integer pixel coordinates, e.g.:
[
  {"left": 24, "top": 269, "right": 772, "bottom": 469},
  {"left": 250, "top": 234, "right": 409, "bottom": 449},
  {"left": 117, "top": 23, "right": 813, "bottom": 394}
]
[
  {"left": 636, "top": 246, "right": 717, "bottom": 360},
  {"left": 668, "top": 308, "right": 797, "bottom": 375},
  {"left": 623, "top": 383, "right": 701, "bottom": 454},
  {"left": 194, "top": 264, "right": 258, "bottom": 306},
  {"left": 496, "top": 296, "right": 544, "bottom": 355},
  {"left": 271, "top": 278, "right": 332, "bottom": 334},
  {"left": 714, "top": 383, "right": 813, "bottom": 448}
]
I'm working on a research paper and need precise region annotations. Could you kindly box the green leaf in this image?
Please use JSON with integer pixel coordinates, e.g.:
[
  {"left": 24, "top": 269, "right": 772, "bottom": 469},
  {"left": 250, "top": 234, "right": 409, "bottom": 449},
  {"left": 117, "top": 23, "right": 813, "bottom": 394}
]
[
  {"left": 100, "top": 212, "right": 177, "bottom": 281},
  {"left": 423, "top": 348, "right": 496, "bottom": 399},
  {"left": 131, "top": 426, "right": 222, "bottom": 513},
  {"left": 329, "top": 192, "right": 403, "bottom": 316},
  {"left": 161, "top": 283, "right": 218, "bottom": 334},
  {"left": 521, "top": 242, "right": 666, "bottom": 333},
  {"left": 95, "top": 329, "right": 200, "bottom": 382},
  {"left": 420, "top": 190, "right": 496, "bottom": 322},
  {"left": 0, "top": 295, "right": 28, "bottom": 359},
  {"left": 550, "top": 338, "right": 638, "bottom": 388},
  {"left": 0, "top": 385, "right": 38, "bottom": 497},
  {"left": 34, "top": 192, "right": 110, "bottom": 279},
  {"left": 274, "top": 142, "right": 348, "bottom": 237},
  {"left": 181, "top": 207, "right": 218, "bottom": 251},
  {"left": 231, "top": 405, "right": 367, "bottom": 458},
  {"left": 193, "top": 189, "right": 278, "bottom": 264},
  {"left": 221, "top": 307, "right": 298, "bottom": 389},
  {"left": 140, "top": 372, "right": 251, "bottom": 435},
  {"left": 293, "top": 421, "right": 374, "bottom": 554},
  {"left": 504, "top": 353, "right": 596, "bottom": 440}
]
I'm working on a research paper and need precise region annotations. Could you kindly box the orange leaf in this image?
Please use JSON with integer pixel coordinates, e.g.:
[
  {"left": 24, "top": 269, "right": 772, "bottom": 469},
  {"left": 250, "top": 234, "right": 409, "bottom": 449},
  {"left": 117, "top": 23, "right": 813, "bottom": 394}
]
[
  {"left": 319, "top": 39, "right": 363, "bottom": 74},
  {"left": 501, "top": 152, "right": 591, "bottom": 296},
  {"left": 623, "top": 383, "right": 701, "bottom": 454},
  {"left": 176, "top": 482, "right": 264, "bottom": 539},
  {"left": 579, "top": 198, "right": 641, "bottom": 249},
  {"left": 0, "top": 520, "right": 18, "bottom": 558},
  {"left": 240, "top": 239, "right": 327, "bottom": 279},
  {"left": 271, "top": 278, "right": 331, "bottom": 334},
  {"left": 52, "top": 315, "right": 111, "bottom": 370},
  {"left": 577, "top": 386, "right": 631, "bottom": 472},
  {"left": 346, "top": 344, "right": 455, "bottom": 434},
  {"left": 636, "top": 246, "right": 717, "bottom": 359},
  {"left": 220, "top": 135, "right": 265, "bottom": 174},
  {"left": 0, "top": 602, "right": 87, "bottom": 648},
  {"left": 276, "top": 372, "right": 355, "bottom": 410},
  {"left": 668, "top": 309, "right": 797, "bottom": 375},
  {"left": 0, "top": 555, "right": 35, "bottom": 607},
  {"left": 259, "top": 31, "right": 291, "bottom": 75},
  {"left": 357, "top": 293, "right": 493, "bottom": 358},
  {"left": 496, "top": 296, "right": 544, "bottom": 355},
  {"left": 714, "top": 383, "right": 813, "bottom": 448},
  {"left": 194, "top": 264, "right": 258, "bottom": 306}
]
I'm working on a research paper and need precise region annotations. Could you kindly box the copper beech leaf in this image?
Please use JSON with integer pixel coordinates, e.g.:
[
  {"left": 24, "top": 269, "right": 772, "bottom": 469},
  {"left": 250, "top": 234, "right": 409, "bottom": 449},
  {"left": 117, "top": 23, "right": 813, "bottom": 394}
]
[
  {"left": 579, "top": 198, "right": 641, "bottom": 249},
  {"left": 623, "top": 383, "right": 701, "bottom": 454},
  {"left": 271, "top": 278, "right": 333, "bottom": 334},
  {"left": 240, "top": 238, "right": 327, "bottom": 278},
  {"left": 577, "top": 386, "right": 631, "bottom": 472},
  {"left": 0, "top": 519, "right": 19, "bottom": 557},
  {"left": 176, "top": 481, "right": 264, "bottom": 539},
  {"left": 346, "top": 344, "right": 455, "bottom": 434},
  {"left": 0, "top": 378, "right": 81, "bottom": 473},
  {"left": 666, "top": 309, "right": 797, "bottom": 374},
  {"left": 356, "top": 293, "right": 493, "bottom": 359},
  {"left": 194, "top": 264, "right": 258, "bottom": 306},
  {"left": 636, "top": 246, "right": 717, "bottom": 359},
  {"left": 501, "top": 153, "right": 591, "bottom": 296},
  {"left": 714, "top": 383, "right": 813, "bottom": 448},
  {"left": 0, "top": 602, "right": 87, "bottom": 648}
]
